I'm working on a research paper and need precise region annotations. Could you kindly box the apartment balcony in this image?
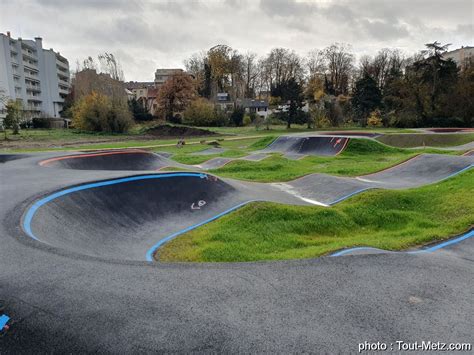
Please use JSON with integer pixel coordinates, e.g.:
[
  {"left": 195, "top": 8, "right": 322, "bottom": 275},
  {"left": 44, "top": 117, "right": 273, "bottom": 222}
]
[
  {"left": 27, "top": 94, "right": 42, "bottom": 102},
  {"left": 58, "top": 84, "right": 69, "bottom": 93},
  {"left": 26, "top": 104, "right": 42, "bottom": 111},
  {"left": 26, "top": 84, "right": 41, "bottom": 92},
  {"left": 56, "top": 59, "right": 69, "bottom": 70},
  {"left": 23, "top": 60, "right": 38, "bottom": 70},
  {"left": 22, "top": 49, "right": 38, "bottom": 60},
  {"left": 58, "top": 76, "right": 69, "bottom": 85},
  {"left": 56, "top": 65, "right": 69, "bottom": 75},
  {"left": 24, "top": 71, "right": 39, "bottom": 80}
]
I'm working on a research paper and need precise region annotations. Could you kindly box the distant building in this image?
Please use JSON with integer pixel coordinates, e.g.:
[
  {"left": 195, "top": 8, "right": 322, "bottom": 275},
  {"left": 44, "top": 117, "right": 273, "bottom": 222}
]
[
  {"left": 74, "top": 69, "right": 126, "bottom": 102},
  {"left": 442, "top": 46, "right": 474, "bottom": 69},
  {"left": 154, "top": 68, "right": 184, "bottom": 88},
  {"left": 0, "top": 32, "right": 70, "bottom": 121},
  {"left": 215, "top": 92, "right": 234, "bottom": 111},
  {"left": 125, "top": 81, "right": 155, "bottom": 90},
  {"left": 144, "top": 87, "right": 160, "bottom": 116},
  {"left": 125, "top": 81, "right": 155, "bottom": 100},
  {"left": 236, "top": 98, "right": 269, "bottom": 118}
]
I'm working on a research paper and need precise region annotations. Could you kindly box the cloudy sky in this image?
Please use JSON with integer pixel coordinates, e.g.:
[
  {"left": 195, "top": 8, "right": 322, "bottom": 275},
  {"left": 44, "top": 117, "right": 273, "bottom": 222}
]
[{"left": 1, "top": 0, "right": 472, "bottom": 81}]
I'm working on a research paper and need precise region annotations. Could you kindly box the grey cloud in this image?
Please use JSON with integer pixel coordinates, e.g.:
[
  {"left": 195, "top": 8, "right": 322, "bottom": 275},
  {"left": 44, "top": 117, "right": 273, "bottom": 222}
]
[
  {"left": 359, "top": 19, "right": 410, "bottom": 41},
  {"left": 259, "top": 0, "right": 317, "bottom": 18},
  {"left": 1, "top": 0, "right": 471, "bottom": 81}
]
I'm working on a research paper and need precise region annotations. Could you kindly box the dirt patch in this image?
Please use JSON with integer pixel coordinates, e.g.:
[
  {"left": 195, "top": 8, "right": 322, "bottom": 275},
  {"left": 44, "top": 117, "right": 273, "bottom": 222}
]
[{"left": 146, "top": 125, "right": 218, "bottom": 138}]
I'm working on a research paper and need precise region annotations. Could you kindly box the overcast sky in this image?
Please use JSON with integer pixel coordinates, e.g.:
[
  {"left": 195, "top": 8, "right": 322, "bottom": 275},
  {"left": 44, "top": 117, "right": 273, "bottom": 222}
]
[{"left": 1, "top": 0, "right": 472, "bottom": 81}]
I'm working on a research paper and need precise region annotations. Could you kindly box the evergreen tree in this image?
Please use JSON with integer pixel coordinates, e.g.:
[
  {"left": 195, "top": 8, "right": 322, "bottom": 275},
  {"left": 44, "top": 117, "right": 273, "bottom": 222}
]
[{"left": 351, "top": 73, "right": 382, "bottom": 126}]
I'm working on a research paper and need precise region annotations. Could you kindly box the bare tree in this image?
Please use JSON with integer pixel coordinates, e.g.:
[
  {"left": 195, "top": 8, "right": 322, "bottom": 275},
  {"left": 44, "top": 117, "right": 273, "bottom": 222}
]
[
  {"left": 324, "top": 43, "right": 354, "bottom": 95},
  {"left": 260, "top": 48, "right": 305, "bottom": 92},
  {"left": 98, "top": 53, "right": 124, "bottom": 81},
  {"left": 306, "top": 49, "right": 326, "bottom": 78},
  {"left": 358, "top": 49, "right": 407, "bottom": 90},
  {"left": 241, "top": 52, "right": 259, "bottom": 98}
]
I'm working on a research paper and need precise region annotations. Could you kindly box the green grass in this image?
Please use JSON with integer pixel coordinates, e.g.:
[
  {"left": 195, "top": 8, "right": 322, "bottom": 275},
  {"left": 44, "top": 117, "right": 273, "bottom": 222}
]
[
  {"left": 377, "top": 133, "right": 474, "bottom": 148},
  {"left": 207, "top": 139, "right": 457, "bottom": 182},
  {"left": 163, "top": 136, "right": 276, "bottom": 165},
  {"left": 206, "top": 125, "right": 419, "bottom": 136},
  {"left": 157, "top": 169, "right": 474, "bottom": 262}
]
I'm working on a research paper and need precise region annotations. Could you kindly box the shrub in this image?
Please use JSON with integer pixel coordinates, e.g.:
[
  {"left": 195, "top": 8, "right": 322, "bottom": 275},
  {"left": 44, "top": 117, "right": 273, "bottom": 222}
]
[
  {"left": 128, "top": 98, "right": 152, "bottom": 121},
  {"left": 367, "top": 109, "right": 383, "bottom": 127},
  {"left": 231, "top": 107, "right": 245, "bottom": 126},
  {"left": 254, "top": 115, "right": 264, "bottom": 130},
  {"left": 243, "top": 114, "right": 252, "bottom": 126},
  {"left": 4, "top": 100, "right": 23, "bottom": 134},
  {"left": 214, "top": 107, "right": 229, "bottom": 126},
  {"left": 169, "top": 113, "right": 182, "bottom": 124},
  {"left": 183, "top": 98, "right": 220, "bottom": 126},
  {"left": 72, "top": 91, "right": 133, "bottom": 133},
  {"left": 32, "top": 116, "right": 54, "bottom": 129}
]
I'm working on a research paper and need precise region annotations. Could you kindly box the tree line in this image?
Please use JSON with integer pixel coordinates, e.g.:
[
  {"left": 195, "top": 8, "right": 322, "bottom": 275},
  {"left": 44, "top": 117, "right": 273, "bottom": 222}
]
[{"left": 180, "top": 41, "right": 473, "bottom": 128}]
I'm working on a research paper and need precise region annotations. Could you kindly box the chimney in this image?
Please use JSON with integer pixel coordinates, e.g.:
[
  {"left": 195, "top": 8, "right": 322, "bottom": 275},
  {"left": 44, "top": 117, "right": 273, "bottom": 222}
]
[
  {"left": 7, "top": 31, "right": 11, "bottom": 37},
  {"left": 34, "top": 37, "right": 43, "bottom": 48}
]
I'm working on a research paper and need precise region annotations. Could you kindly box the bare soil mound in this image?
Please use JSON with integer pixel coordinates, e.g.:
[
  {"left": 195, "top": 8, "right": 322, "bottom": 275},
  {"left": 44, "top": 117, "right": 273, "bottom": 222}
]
[{"left": 146, "top": 125, "right": 217, "bottom": 138}]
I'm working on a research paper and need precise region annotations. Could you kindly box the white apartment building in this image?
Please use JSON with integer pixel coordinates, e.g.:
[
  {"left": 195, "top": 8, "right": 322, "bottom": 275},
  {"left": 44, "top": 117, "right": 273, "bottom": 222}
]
[
  {"left": 442, "top": 46, "right": 474, "bottom": 69},
  {"left": 154, "top": 68, "right": 184, "bottom": 88},
  {"left": 0, "top": 32, "right": 70, "bottom": 121}
]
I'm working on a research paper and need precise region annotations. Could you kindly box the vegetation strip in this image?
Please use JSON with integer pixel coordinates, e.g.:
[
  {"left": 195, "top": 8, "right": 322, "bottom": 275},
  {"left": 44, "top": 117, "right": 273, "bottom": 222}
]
[{"left": 157, "top": 169, "right": 474, "bottom": 262}]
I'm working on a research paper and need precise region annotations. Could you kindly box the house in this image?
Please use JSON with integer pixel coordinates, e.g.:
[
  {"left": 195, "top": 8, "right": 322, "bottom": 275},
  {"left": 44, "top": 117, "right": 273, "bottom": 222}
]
[
  {"left": 145, "top": 88, "right": 160, "bottom": 116},
  {"left": 215, "top": 92, "right": 234, "bottom": 111},
  {"left": 236, "top": 98, "right": 269, "bottom": 118},
  {"left": 125, "top": 81, "right": 154, "bottom": 102}
]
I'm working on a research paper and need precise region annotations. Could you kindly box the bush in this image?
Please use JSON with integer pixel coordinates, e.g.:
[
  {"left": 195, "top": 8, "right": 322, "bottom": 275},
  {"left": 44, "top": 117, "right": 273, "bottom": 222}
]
[
  {"left": 310, "top": 105, "right": 330, "bottom": 128},
  {"left": 183, "top": 98, "right": 221, "bottom": 126},
  {"left": 167, "top": 113, "right": 182, "bottom": 124},
  {"left": 128, "top": 98, "right": 153, "bottom": 121},
  {"left": 231, "top": 107, "right": 245, "bottom": 126},
  {"left": 243, "top": 114, "right": 252, "bottom": 126},
  {"left": 214, "top": 107, "right": 229, "bottom": 127},
  {"left": 32, "top": 116, "right": 53, "bottom": 129},
  {"left": 254, "top": 115, "right": 264, "bottom": 130},
  {"left": 72, "top": 91, "right": 133, "bottom": 133},
  {"left": 367, "top": 109, "right": 383, "bottom": 127}
]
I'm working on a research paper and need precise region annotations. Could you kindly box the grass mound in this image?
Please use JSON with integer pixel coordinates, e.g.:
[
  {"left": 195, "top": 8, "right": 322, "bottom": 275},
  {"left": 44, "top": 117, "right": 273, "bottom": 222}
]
[
  {"left": 211, "top": 139, "right": 426, "bottom": 182},
  {"left": 157, "top": 169, "right": 474, "bottom": 262},
  {"left": 377, "top": 133, "right": 474, "bottom": 148},
  {"left": 343, "top": 138, "right": 404, "bottom": 154}
]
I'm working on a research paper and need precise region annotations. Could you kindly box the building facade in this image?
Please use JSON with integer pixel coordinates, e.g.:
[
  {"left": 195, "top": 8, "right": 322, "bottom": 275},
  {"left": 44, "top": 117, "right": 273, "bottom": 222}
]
[
  {"left": 0, "top": 32, "right": 70, "bottom": 121},
  {"left": 154, "top": 68, "right": 183, "bottom": 88},
  {"left": 442, "top": 46, "right": 474, "bottom": 69}
]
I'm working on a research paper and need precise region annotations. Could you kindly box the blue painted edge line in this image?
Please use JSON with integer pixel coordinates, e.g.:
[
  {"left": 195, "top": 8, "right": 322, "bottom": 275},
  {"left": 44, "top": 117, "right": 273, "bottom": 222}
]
[
  {"left": 0, "top": 314, "right": 10, "bottom": 329},
  {"left": 146, "top": 200, "right": 259, "bottom": 262},
  {"left": 22, "top": 173, "right": 207, "bottom": 242},
  {"left": 332, "top": 229, "right": 474, "bottom": 257},
  {"left": 331, "top": 164, "right": 474, "bottom": 256},
  {"left": 332, "top": 247, "right": 389, "bottom": 257},
  {"left": 437, "top": 164, "right": 473, "bottom": 183},
  {"left": 329, "top": 187, "right": 373, "bottom": 205}
]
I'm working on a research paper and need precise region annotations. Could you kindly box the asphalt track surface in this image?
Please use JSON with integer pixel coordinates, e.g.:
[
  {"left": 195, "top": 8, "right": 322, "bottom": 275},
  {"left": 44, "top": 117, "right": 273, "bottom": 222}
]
[
  {"left": 262, "top": 135, "right": 349, "bottom": 159},
  {"left": 1, "top": 144, "right": 474, "bottom": 352},
  {"left": 39, "top": 136, "right": 352, "bottom": 171},
  {"left": 191, "top": 147, "right": 227, "bottom": 155}
]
